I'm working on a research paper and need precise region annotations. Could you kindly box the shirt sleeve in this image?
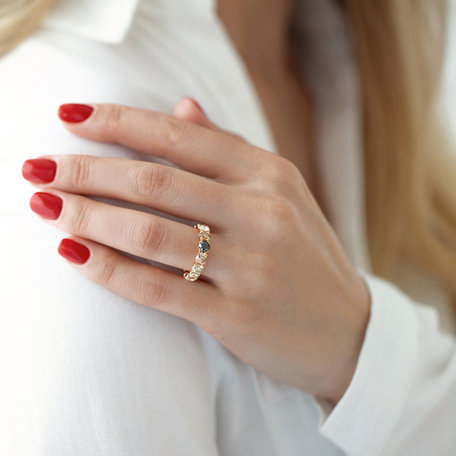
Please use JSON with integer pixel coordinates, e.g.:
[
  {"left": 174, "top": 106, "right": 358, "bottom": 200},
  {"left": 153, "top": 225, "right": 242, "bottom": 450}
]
[{"left": 310, "top": 269, "right": 456, "bottom": 456}]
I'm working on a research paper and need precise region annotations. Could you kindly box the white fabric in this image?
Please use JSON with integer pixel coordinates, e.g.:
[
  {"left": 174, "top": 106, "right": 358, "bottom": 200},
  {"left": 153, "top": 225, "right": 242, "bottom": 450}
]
[{"left": 1, "top": 0, "right": 456, "bottom": 455}]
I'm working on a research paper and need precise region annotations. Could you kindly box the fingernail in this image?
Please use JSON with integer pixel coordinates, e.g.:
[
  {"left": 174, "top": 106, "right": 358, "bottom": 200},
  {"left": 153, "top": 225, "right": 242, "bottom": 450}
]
[
  {"left": 22, "top": 158, "right": 57, "bottom": 184},
  {"left": 58, "top": 103, "right": 94, "bottom": 123},
  {"left": 185, "top": 97, "right": 204, "bottom": 113},
  {"left": 58, "top": 238, "right": 90, "bottom": 264},
  {"left": 29, "top": 192, "right": 63, "bottom": 219}
]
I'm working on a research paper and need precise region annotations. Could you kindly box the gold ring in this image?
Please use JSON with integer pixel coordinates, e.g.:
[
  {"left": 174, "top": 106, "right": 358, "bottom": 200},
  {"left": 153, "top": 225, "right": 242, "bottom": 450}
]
[{"left": 182, "top": 223, "right": 211, "bottom": 281}]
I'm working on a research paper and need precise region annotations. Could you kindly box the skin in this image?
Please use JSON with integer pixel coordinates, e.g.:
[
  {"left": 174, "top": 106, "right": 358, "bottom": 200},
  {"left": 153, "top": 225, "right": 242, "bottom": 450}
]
[
  {"left": 22, "top": 0, "right": 371, "bottom": 406},
  {"left": 217, "top": 0, "right": 325, "bottom": 216},
  {"left": 23, "top": 99, "right": 370, "bottom": 405}
]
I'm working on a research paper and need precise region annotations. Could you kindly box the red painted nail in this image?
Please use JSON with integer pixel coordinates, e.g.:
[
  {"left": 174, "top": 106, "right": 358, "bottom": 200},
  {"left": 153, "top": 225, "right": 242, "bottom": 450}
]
[
  {"left": 58, "top": 238, "right": 90, "bottom": 264},
  {"left": 29, "top": 192, "right": 62, "bottom": 219},
  {"left": 22, "top": 158, "right": 57, "bottom": 184},
  {"left": 58, "top": 103, "right": 94, "bottom": 123}
]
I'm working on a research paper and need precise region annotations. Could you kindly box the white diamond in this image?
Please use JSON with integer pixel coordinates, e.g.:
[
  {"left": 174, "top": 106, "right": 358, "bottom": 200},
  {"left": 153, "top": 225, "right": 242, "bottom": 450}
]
[
  {"left": 196, "top": 253, "right": 207, "bottom": 263},
  {"left": 185, "top": 271, "right": 198, "bottom": 280},
  {"left": 200, "top": 232, "right": 211, "bottom": 241},
  {"left": 192, "top": 263, "right": 204, "bottom": 273}
]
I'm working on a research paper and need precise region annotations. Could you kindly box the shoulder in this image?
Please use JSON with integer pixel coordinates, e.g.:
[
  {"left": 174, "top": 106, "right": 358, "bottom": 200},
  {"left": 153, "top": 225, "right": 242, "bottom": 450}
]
[{"left": 0, "top": 27, "right": 174, "bottom": 214}]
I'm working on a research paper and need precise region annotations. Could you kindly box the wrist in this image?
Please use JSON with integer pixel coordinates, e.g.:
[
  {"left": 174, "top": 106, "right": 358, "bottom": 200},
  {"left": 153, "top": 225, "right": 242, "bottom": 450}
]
[{"left": 322, "top": 275, "right": 371, "bottom": 406}]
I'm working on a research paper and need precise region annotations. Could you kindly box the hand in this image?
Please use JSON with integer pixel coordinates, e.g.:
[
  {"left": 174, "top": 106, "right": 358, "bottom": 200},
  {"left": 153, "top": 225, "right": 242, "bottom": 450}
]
[{"left": 22, "top": 98, "right": 370, "bottom": 405}]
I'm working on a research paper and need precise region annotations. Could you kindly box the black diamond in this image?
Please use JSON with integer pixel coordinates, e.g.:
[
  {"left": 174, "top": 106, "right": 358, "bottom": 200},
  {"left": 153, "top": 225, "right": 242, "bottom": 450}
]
[{"left": 199, "top": 240, "right": 210, "bottom": 253}]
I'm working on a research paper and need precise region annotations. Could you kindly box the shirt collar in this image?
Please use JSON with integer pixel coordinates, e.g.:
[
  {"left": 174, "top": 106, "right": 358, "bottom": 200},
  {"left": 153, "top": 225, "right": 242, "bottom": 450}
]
[{"left": 42, "top": 0, "right": 140, "bottom": 44}]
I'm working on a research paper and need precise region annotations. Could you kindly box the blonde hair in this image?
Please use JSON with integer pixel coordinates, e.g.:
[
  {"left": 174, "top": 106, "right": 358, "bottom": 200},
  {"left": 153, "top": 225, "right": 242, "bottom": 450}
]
[
  {"left": 2, "top": 0, "right": 456, "bottom": 313},
  {"left": 0, "top": 0, "right": 55, "bottom": 56},
  {"left": 344, "top": 0, "right": 456, "bottom": 311}
]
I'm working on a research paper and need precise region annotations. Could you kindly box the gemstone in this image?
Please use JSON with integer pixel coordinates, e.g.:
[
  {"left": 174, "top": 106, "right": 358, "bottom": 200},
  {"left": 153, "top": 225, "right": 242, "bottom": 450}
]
[
  {"left": 200, "top": 232, "right": 211, "bottom": 241},
  {"left": 192, "top": 263, "right": 204, "bottom": 273},
  {"left": 196, "top": 252, "right": 207, "bottom": 263},
  {"left": 199, "top": 240, "right": 210, "bottom": 253},
  {"left": 184, "top": 271, "right": 198, "bottom": 281},
  {"left": 197, "top": 224, "right": 210, "bottom": 232}
]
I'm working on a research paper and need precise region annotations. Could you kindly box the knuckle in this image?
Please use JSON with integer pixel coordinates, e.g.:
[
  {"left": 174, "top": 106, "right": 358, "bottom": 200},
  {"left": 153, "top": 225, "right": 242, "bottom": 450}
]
[
  {"left": 94, "top": 254, "right": 117, "bottom": 287},
  {"left": 240, "top": 251, "right": 275, "bottom": 291},
  {"left": 104, "top": 104, "right": 127, "bottom": 134},
  {"left": 70, "top": 155, "right": 92, "bottom": 188},
  {"left": 259, "top": 156, "right": 302, "bottom": 193},
  {"left": 139, "top": 274, "right": 169, "bottom": 307},
  {"left": 128, "top": 217, "right": 167, "bottom": 255},
  {"left": 159, "top": 116, "right": 190, "bottom": 150},
  {"left": 70, "top": 201, "right": 92, "bottom": 234},
  {"left": 273, "top": 155, "right": 301, "bottom": 180},
  {"left": 259, "top": 196, "right": 296, "bottom": 238},
  {"left": 206, "top": 181, "right": 233, "bottom": 210},
  {"left": 129, "top": 164, "right": 174, "bottom": 201}
]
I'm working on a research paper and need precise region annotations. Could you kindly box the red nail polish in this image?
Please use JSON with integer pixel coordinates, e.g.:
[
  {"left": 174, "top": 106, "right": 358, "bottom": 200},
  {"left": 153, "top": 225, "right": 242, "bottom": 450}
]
[
  {"left": 58, "top": 104, "right": 94, "bottom": 123},
  {"left": 58, "top": 238, "right": 90, "bottom": 264},
  {"left": 29, "top": 192, "right": 63, "bottom": 219},
  {"left": 22, "top": 159, "right": 57, "bottom": 184}
]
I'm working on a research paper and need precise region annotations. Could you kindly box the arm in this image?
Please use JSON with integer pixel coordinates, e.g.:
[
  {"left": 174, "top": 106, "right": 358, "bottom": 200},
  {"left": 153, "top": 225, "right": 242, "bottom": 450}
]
[{"left": 313, "top": 269, "right": 456, "bottom": 455}]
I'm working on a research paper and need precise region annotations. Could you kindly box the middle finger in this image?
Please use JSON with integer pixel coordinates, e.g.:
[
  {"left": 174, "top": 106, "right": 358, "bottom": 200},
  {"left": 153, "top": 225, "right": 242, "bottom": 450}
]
[{"left": 23, "top": 154, "right": 235, "bottom": 228}]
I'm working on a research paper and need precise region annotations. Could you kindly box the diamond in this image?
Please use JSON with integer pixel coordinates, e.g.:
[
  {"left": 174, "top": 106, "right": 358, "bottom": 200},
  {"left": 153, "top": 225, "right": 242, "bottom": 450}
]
[
  {"left": 192, "top": 263, "right": 204, "bottom": 273},
  {"left": 184, "top": 271, "right": 198, "bottom": 281},
  {"left": 200, "top": 232, "right": 211, "bottom": 241},
  {"left": 196, "top": 252, "right": 207, "bottom": 263},
  {"left": 197, "top": 224, "right": 210, "bottom": 232}
]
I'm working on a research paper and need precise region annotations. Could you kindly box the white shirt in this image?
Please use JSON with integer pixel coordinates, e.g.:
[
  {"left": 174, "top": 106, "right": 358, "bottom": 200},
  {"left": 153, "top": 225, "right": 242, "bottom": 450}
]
[{"left": 1, "top": 0, "right": 456, "bottom": 455}]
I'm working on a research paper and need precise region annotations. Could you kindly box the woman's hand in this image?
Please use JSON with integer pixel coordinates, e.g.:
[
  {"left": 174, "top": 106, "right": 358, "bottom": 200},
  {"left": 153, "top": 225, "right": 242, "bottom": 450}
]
[{"left": 21, "top": 98, "right": 370, "bottom": 405}]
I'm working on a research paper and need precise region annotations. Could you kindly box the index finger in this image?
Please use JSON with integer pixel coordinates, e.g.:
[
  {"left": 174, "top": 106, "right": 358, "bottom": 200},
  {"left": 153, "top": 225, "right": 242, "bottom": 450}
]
[{"left": 58, "top": 103, "right": 253, "bottom": 181}]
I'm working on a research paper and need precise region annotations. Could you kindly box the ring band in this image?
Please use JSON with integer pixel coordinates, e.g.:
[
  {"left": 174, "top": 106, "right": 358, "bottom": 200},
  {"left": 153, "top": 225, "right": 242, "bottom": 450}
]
[{"left": 182, "top": 223, "right": 211, "bottom": 282}]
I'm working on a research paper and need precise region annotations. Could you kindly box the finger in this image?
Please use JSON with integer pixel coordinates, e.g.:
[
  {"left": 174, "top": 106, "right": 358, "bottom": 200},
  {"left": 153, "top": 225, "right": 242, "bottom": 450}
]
[
  {"left": 173, "top": 97, "right": 219, "bottom": 130},
  {"left": 24, "top": 154, "right": 235, "bottom": 227},
  {"left": 57, "top": 235, "right": 224, "bottom": 331},
  {"left": 173, "top": 97, "right": 248, "bottom": 143},
  {"left": 29, "top": 190, "right": 228, "bottom": 283},
  {"left": 57, "top": 103, "right": 255, "bottom": 181}
]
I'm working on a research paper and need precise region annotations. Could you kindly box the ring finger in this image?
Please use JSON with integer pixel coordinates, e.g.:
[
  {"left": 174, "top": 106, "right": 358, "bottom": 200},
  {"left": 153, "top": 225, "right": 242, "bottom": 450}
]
[
  {"left": 29, "top": 190, "right": 229, "bottom": 283},
  {"left": 59, "top": 236, "right": 225, "bottom": 332}
]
